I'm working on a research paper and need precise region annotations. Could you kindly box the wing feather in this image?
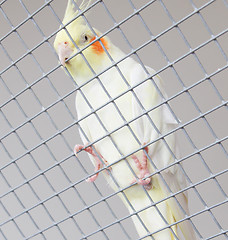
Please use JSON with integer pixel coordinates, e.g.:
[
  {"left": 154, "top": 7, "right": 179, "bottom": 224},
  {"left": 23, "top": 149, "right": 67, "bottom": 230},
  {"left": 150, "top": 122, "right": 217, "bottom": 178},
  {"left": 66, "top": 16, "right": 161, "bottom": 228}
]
[{"left": 129, "top": 63, "right": 195, "bottom": 240}]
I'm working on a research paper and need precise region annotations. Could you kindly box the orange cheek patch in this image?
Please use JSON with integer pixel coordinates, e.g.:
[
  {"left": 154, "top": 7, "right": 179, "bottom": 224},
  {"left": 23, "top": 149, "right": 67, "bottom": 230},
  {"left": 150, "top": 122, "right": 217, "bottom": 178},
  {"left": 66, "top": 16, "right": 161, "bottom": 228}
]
[{"left": 90, "top": 37, "right": 108, "bottom": 54}]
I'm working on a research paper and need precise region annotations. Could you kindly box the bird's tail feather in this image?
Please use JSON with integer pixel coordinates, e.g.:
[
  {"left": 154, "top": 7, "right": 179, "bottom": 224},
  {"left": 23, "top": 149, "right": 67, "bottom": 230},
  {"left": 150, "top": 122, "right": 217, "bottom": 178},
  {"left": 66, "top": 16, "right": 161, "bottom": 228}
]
[
  {"left": 167, "top": 196, "right": 196, "bottom": 240},
  {"left": 123, "top": 182, "right": 195, "bottom": 240}
]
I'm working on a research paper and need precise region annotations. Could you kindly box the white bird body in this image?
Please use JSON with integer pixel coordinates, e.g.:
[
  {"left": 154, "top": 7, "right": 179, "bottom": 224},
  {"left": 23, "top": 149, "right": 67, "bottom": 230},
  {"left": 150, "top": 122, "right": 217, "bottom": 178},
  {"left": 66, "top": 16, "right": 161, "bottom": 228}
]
[
  {"left": 76, "top": 56, "right": 153, "bottom": 185},
  {"left": 75, "top": 48, "right": 193, "bottom": 239},
  {"left": 54, "top": 1, "right": 196, "bottom": 239}
]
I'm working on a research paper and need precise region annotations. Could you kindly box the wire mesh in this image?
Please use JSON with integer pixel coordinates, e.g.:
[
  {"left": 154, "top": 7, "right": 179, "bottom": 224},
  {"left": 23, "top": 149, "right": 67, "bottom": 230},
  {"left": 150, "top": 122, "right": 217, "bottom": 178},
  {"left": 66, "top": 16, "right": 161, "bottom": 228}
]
[{"left": 0, "top": 0, "right": 227, "bottom": 239}]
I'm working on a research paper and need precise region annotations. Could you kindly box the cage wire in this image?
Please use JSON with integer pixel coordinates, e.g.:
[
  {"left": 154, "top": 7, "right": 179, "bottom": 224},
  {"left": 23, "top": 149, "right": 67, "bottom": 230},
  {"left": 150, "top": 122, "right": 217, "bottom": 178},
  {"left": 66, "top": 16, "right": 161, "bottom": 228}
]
[{"left": 0, "top": 0, "right": 227, "bottom": 239}]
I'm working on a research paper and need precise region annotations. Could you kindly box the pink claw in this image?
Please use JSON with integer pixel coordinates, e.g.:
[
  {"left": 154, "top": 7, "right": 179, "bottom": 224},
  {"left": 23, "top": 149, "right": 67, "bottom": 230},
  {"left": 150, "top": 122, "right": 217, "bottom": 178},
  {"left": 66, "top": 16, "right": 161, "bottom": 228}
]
[
  {"left": 132, "top": 146, "right": 152, "bottom": 190},
  {"left": 74, "top": 144, "right": 110, "bottom": 182}
]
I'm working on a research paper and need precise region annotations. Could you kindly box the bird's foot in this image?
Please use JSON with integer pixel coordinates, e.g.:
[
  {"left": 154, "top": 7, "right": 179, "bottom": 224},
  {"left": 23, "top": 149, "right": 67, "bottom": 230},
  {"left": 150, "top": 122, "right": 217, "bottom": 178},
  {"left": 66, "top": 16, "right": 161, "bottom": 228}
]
[
  {"left": 132, "top": 146, "right": 152, "bottom": 190},
  {"left": 74, "top": 144, "right": 110, "bottom": 182}
]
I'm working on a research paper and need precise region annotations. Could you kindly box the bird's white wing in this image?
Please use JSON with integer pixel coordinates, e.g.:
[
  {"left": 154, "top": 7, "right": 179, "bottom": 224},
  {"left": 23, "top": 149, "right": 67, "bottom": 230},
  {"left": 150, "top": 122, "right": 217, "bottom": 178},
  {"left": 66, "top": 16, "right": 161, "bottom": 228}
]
[
  {"left": 129, "top": 63, "right": 195, "bottom": 240},
  {"left": 129, "top": 64, "right": 178, "bottom": 168}
]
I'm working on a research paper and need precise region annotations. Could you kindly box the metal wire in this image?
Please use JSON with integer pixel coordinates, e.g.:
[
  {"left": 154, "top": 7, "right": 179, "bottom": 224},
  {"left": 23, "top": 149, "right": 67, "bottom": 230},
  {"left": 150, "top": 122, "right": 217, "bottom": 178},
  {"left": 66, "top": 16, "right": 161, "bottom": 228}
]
[{"left": 0, "top": 0, "right": 227, "bottom": 239}]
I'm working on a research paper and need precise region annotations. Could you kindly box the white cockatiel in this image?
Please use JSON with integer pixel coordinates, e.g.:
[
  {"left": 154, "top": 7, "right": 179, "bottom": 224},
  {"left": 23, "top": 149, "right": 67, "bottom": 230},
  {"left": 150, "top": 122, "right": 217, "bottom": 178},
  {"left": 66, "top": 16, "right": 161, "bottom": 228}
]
[{"left": 54, "top": 1, "right": 196, "bottom": 239}]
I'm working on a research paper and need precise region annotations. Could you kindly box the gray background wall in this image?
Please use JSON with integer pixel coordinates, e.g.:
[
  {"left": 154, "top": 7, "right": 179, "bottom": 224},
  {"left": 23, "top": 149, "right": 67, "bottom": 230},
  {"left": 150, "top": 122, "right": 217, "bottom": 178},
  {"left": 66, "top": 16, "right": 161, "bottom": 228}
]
[{"left": 0, "top": 0, "right": 227, "bottom": 239}]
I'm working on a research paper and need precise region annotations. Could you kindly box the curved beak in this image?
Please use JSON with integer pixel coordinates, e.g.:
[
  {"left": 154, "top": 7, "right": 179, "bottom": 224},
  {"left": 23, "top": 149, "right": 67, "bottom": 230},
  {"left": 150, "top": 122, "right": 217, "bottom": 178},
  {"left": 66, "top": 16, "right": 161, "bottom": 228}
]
[{"left": 57, "top": 42, "right": 73, "bottom": 66}]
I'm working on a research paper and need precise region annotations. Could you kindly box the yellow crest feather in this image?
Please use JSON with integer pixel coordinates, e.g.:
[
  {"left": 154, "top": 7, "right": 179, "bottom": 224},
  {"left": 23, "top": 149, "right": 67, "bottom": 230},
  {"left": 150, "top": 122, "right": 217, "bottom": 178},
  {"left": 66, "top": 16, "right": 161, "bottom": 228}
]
[{"left": 63, "top": 0, "right": 93, "bottom": 25}]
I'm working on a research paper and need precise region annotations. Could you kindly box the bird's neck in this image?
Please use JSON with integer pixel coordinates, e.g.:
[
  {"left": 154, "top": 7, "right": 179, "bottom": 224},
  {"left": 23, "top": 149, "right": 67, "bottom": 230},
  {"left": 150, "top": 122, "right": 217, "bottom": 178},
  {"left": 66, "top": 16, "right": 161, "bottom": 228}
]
[{"left": 71, "top": 43, "right": 126, "bottom": 87}]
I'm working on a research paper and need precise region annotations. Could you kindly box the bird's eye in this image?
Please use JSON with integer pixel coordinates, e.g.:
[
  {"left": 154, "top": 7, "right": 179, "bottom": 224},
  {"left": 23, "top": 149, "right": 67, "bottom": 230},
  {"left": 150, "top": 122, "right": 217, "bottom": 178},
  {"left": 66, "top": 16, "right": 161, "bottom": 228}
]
[{"left": 84, "top": 35, "right": 88, "bottom": 42}]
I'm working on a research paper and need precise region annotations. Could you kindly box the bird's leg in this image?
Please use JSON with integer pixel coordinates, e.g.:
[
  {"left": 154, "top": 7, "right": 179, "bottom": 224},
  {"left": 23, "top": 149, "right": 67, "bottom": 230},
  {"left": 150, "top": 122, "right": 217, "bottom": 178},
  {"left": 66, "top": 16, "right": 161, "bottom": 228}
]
[
  {"left": 74, "top": 144, "right": 110, "bottom": 182},
  {"left": 131, "top": 146, "right": 152, "bottom": 190}
]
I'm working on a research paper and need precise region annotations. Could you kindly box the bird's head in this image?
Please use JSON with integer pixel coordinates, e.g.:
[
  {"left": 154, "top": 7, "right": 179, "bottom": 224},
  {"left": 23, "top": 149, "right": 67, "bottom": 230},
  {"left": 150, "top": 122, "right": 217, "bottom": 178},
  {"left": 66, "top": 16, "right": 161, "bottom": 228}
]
[{"left": 54, "top": 0, "right": 110, "bottom": 80}]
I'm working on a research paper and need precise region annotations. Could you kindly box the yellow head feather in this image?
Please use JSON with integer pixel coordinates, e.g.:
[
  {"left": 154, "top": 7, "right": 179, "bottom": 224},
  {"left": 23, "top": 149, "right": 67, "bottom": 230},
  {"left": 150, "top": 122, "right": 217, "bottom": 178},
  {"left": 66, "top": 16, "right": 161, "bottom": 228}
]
[
  {"left": 54, "top": 0, "right": 111, "bottom": 81},
  {"left": 62, "top": 0, "right": 92, "bottom": 25},
  {"left": 54, "top": 0, "right": 91, "bottom": 50}
]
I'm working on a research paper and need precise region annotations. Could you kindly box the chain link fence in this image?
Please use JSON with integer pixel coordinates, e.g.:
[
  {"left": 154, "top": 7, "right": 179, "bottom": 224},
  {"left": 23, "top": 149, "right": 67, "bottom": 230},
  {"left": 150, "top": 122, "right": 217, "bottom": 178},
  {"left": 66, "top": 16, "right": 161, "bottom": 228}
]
[{"left": 0, "top": 0, "right": 227, "bottom": 239}]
